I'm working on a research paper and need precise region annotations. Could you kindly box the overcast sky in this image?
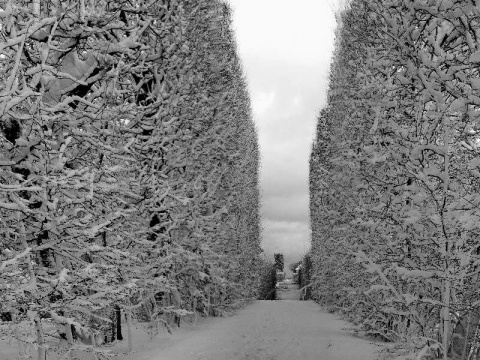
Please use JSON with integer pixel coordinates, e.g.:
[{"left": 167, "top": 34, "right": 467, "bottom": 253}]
[{"left": 228, "top": 0, "right": 343, "bottom": 271}]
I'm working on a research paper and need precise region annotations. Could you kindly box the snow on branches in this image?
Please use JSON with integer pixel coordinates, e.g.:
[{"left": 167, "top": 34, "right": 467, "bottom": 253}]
[
  {"left": 1, "top": 0, "right": 260, "bottom": 356},
  {"left": 310, "top": 0, "right": 480, "bottom": 358}
]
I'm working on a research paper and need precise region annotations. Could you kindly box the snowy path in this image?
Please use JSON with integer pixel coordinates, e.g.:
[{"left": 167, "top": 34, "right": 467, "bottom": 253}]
[{"left": 126, "top": 284, "right": 380, "bottom": 360}]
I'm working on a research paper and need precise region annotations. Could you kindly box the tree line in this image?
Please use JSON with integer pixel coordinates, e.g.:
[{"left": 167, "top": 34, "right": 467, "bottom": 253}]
[
  {"left": 309, "top": 1, "right": 480, "bottom": 359},
  {"left": 0, "top": 0, "right": 266, "bottom": 358}
]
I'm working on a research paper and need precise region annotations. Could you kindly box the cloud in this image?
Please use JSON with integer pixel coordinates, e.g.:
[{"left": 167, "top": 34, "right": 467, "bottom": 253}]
[
  {"left": 230, "top": 0, "right": 338, "bottom": 66},
  {"left": 229, "top": 0, "right": 339, "bottom": 269},
  {"left": 243, "top": 59, "right": 328, "bottom": 263},
  {"left": 252, "top": 91, "right": 276, "bottom": 117},
  {"left": 251, "top": 62, "right": 322, "bottom": 262},
  {"left": 262, "top": 195, "right": 309, "bottom": 223},
  {"left": 261, "top": 220, "right": 311, "bottom": 267}
]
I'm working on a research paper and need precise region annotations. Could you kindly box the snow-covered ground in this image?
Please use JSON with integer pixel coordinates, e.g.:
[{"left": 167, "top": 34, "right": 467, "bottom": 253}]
[
  {"left": 276, "top": 280, "right": 303, "bottom": 300},
  {"left": 1, "top": 283, "right": 382, "bottom": 360},
  {"left": 116, "top": 283, "right": 381, "bottom": 360}
]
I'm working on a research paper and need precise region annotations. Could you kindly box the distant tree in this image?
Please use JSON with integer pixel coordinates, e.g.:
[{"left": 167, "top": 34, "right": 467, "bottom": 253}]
[
  {"left": 256, "top": 256, "right": 277, "bottom": 301},
  {"left": 289, "top": 261, "right": 302, "bottom": 274},
  {"left": 274, "top": 253, "right": 284, "bottom": 272}
]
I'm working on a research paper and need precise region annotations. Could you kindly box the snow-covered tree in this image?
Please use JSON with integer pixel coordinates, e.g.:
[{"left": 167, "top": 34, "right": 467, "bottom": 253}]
[
  {"left": 1, "top": 0, "right": 261, "bottom": 357},
  {"left": 310, "top": 1, "right": 480, "bottom": 358},
  {"left": 274, "top": 253, "right": 284, "bottom": 273}
]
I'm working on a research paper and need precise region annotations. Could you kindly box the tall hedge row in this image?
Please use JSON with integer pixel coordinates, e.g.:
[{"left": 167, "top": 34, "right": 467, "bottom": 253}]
[
  {"left": 0, "top": 0, "right": 260, "bottom": 357},
  {"left": 310, "top": 0, "right": 480, "bottom": 359}
]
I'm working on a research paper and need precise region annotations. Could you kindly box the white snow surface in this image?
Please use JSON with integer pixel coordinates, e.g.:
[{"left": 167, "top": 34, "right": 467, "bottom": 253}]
[
  {"left": 0, "top": 284, "right": 381, "bottom": 360},
  {"left": 118, "top": 284, "right": 380, "bottom": 360}
]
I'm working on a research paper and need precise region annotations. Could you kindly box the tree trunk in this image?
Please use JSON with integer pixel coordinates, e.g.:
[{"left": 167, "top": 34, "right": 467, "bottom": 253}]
[
  {"left": 467, "top": 322, "right": 480, "bottom": 360},
  {"left": 65, "top": 322, "right": 74, "bottom": 359},
  {"left": 65, "top": 323, "right": 74, "bottom": 345},
  {"left": 34, "top": 317, "right": 45, "bottom": 360},
  {"left": 442, "top": 278, "right": 451, "bottom": 360},
  {"left": 442, "top": 95, "right": 452, "bottom": 360},
  {"left": 12, "top": 311, "right": 27, "bottom": 359},
  {"left": 461, "top": 313, "right": 471, "bottom": 360},
  {"left": 192, "top": 298, "right": 198, "bottom": 324},
  {"left": 110, "top": 311, "right": 115, "bottom": 342},
  {"left": 115, "top": 305, "right": 123, "bottom": 341},
  {"left": 126, "top": 309, "right": 133, "bottom": 352}
]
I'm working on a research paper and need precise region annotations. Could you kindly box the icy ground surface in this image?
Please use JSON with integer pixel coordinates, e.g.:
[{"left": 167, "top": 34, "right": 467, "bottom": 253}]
[{"left": 120, "top": 283, "right": 380, "bottom": 360}]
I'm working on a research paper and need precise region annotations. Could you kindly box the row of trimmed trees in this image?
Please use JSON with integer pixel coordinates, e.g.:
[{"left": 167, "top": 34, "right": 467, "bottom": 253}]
[
  {"left": 0, "top": 0, "right": 262, "bottom": 358},
  {"left": 310, "top": 0, "right": 480, "bottom": 359}
]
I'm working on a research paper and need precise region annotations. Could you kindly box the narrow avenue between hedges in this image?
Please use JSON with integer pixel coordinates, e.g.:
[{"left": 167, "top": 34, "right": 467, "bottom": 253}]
[{"left": 137, "top": 282, "right": 381, "bottom": 360}]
